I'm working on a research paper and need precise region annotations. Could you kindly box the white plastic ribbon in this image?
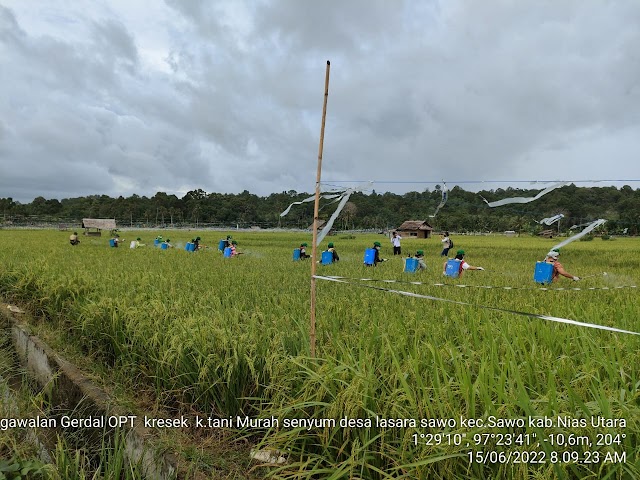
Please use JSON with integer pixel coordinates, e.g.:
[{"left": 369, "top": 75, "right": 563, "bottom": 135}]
[
  {"left": 280, "top": 193, "right": 341, "bottom": 217},
  {"left": 314, "top": 275, "right": 639, "bottom": 336},
  {"left": 320, "top": 275, "right": 634, "bottom": 292},
  {"left": 481, "top": 182, "right": 569, "bottom": 207},
  {"left": 429, "top": 182, "right": 448, "bottom": 218},
  {"left": 280, "top": 183, "right": 373, "bottom": 246},
  {"left": 315, "top": 191, "right": 353, "bottom": 245},
  {"left": 551, "top": 219, "right": 606, "bottom": 251},
  {"left": 539, "top": 214, "right": 564, "bottom": 226}
]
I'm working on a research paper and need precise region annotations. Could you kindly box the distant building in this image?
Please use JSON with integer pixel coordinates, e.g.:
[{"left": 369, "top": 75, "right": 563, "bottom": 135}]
[
  {"left": 504, "top": 230, "right": 517, "bottom": 237},
  {"left": 82, "top": 218, "right": 116, "bottom": 237},
  {"left": 396, "top": 220, "right": 433, "bottom": 239}
]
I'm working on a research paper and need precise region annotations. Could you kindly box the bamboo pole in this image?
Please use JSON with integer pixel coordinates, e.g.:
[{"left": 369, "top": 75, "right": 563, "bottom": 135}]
[{"left": 310, "top": 60, "right": 330, "bottom": 358}]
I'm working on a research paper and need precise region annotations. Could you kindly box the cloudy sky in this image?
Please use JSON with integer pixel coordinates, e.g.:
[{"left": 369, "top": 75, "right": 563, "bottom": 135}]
[{"left": 1, "top": 0, "right": 639, "bottom": 203}]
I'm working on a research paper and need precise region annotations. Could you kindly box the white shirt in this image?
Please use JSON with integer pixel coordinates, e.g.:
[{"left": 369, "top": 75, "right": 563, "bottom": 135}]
[{"left": 391, "top": 235, "right": 401, "bottom": 247}]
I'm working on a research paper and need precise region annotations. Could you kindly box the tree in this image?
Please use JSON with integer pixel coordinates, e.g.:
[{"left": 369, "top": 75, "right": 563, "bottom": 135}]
[{"left": 340, "top": 202, "right": 358, "bottom": 230}]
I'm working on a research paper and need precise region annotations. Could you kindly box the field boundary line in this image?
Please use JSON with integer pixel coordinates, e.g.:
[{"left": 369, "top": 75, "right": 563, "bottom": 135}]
[{"left": 321, "top": 275, "right": 638, "bottom": 292}]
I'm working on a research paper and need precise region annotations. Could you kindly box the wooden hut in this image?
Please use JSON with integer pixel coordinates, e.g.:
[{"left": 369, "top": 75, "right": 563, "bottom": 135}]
[
  {"left": 538, "top": 229, "right": 555, "bottom": 239},
  {"left": 396, "top": 220, "right": 433, "bottom": 239},
  {"left": 82, "top": 218, "right": 116, "bottom": 237}
]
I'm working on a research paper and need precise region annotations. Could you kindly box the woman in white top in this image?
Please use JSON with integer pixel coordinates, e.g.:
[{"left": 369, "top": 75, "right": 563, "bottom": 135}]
[{"left": 440, "top": 232, "right": 452, "bottom": 257}]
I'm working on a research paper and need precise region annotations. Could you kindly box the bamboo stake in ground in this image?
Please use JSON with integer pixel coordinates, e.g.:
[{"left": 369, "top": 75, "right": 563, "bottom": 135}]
[{"left": 310, "top": 60, "right": 330, "bottom": 358}]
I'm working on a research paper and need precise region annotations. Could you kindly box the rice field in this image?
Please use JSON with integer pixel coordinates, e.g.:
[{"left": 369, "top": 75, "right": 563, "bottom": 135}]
[{"left": 0, "top": 229, "right": 638, "bottom": 479}]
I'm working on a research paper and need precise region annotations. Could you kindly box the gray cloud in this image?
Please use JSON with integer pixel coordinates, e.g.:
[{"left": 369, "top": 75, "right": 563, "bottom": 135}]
[{"left": 1, "top": 0, "right": 639, "bottom": 204}]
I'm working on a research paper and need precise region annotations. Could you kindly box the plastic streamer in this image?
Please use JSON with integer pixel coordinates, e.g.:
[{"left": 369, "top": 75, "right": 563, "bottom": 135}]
[
  {"left": 315, "top": 190, "right": 353, "bottom": 245},
  {"left": 429, "top": 182, "right": 448, "bottom": 218},
  {"left": 551, "top": 219, "right": 606, "bottom": 251},
  {"left": 280, "top": 193, "right": 342, "bottom": 217},
  {"left": 480, "top": 182, "right": 569, "bottom": 207},
  {"left": 280, "top": 183, "right": 373, "bottom": 246},
  {"left": 314, "top": 275, "right": 640, "bottom": 336},
  {"left": 320, "top": 275, "right": 636, "bottom": 292},
  {"left": 570, "top": 221, "right": 594, "bottom": 230},
  {"left": 539, "top": 214, "right": 564, "bottom": 226}
]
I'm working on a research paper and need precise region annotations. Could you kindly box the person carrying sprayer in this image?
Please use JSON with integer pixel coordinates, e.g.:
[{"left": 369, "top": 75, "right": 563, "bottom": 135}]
[
  {"left": 372, "top": 241, "right": 386, "bottom": 266},
  {"left": 299, "top": 243, "right": 310, "bottom": 259},
  {"left": 415, "top": 250, "right": 427, "bottom": 271},
  {"left": 544, "top": 250, "right": 579, "bottom": 282},
  {"left": 69, "top": 232, "right": 80, "bottom": 246},
  {"left": 230, "top": 240, "right": 243, "bottom": 256},
  {"left": 326, "top": 242, "right": 339, "bottom": 262},
  {"left": 442, "top": 250, "right": 484, "bottom": 277},
  {"left": 130, "top": 237, "right": 145, "bottom": 249},
  {"left": 111, "top": 234, "right": 123, "bottom": 248}
]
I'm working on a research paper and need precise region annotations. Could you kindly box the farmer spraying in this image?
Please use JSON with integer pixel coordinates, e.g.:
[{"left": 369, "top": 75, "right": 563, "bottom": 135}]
[
  {"left": 544, "top": 250, "right": 579, "bottom": 282},
  {"left": 230, "top": 240, "right": 242, "bottom": 256},
  {"left": 326, "top": 242, "right": 339, "bottom": 262},
  {"left": 69, "top": 232, "right": 80, "bottom": 246},
  {"left": 371, "top": 241, "right": 386, "bottom": 266},
  {"left": 443, "top": 250, "right": 484, "bottom": 278},
  {"left": 299, "top": 243, "right": 310, "bottom": 259}
]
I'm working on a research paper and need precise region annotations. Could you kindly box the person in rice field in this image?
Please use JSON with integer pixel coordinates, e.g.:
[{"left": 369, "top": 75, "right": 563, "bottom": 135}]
[
  {"left": 69, "top": 232, "right": 80, "bottom": 246},
  {"left": 415, "top": 250, "right": 427, "bottom": 270},
  {"left": 391, "top": 231, "right": 402, "bottom": 255},
  {"left": 442, "top": 250, "right": 484, "bottom": 277},
  {"left": 371, "top": 241, "right": 386, "bottom": 266},
  {"left": 163, "top": 238, "right": 174, "bottom": 248},
  {"left": 230, "top": 240, "right": 242, "bottom": 256},
  {"left": 440, "top": 231, "right": 453, "bottom": 257},
  {"left": 111, "top": 234, "right": 123, "bottom": 247},
  {"left": 326, "top": 242, "right": 339, "bottom": 262},
  {"left": 543, "top": 250, "right": 579, "bottom": 282},
  {"left": 299, "top": 243, "right": 310, "bottom": 259}
]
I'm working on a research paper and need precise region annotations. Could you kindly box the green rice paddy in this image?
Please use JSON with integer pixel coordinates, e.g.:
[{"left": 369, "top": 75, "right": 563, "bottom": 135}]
[{"left": 0, "top": 229, "right": 638, "bottom": 479}]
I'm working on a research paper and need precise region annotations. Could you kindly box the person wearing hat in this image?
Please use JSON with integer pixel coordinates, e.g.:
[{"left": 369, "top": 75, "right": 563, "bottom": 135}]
[
  {"left": 544, "top": 250, "right": 579, "bottom": 281},
  {"left": 69, "top": 231, "right": 80, "bottom": 246},
  {"left": 326, "top": 242, "right": 339, "bottom": 262},
  {"left": 372, "top": 241, "right": 386, "bottom": 266},
  {"left": 111, "top": 233, "right": 123, "bottom": 248},
  {"left": 299, "top": 242, "right": 310, "bottom": 259},
  {"left": 415, "top": 250, "right": 427, "bottom": 270},
  {"left": 442, "top": 250, "right": 484, "bottom": 277},
  {"left": 193, "top": 236, "right": 204, "bottom": 250},
  {"left": 230, "top": 240, "right": 242, "bottom": 256},
  {"left": 163, "top": 238, "right": 174, "bottom": 248}
]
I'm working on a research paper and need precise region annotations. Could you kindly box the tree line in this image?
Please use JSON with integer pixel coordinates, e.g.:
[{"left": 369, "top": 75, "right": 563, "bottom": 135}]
[{"left": 1, "top": 185, "right": 639, "bottom": 234}]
